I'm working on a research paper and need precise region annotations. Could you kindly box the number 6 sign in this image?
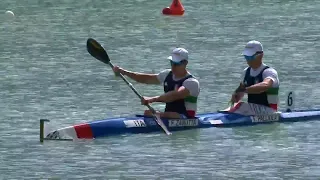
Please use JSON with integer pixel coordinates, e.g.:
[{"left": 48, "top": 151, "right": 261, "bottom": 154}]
[{"left": 286, "top": 91, "right": 295, "bottom": 112}]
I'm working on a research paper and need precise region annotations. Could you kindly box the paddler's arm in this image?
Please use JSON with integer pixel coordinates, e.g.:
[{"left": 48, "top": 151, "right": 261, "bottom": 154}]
[
  {"left": 232, "top": 69, "right": 247, "bottom": 102},
  {"left": 114, "top": 66, "right": 160, "bottom": 84},
  {"left": 242, "top": 78, "right": 273, "bottom": 94},
  {"left": 120, "top": 70, "right": 159, "bottom": 84},
  {"left": 154, "top": 86, "right": 190, "bottom": 103},
  {"left": 231, "top": 83, "right": 245, "bottom": 103}
]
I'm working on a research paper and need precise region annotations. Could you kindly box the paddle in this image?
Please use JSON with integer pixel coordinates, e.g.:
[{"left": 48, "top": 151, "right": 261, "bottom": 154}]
[
  {"left": 220, "top": 84, "right": 245, "bottom": 112},
  {"left": 86, "top": 38, "right": 172, "bottom": 135},
  {"left": 229, "top": 83, "right": 246, "bottom": 107}
]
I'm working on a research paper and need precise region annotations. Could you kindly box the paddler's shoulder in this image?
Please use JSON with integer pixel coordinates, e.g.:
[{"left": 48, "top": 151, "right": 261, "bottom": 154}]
[
  {"left": 157, "top": 69, "right": 171, "bottom": 75},
  {"left": 262, "top": 64, "right": 278, "bottom": 73},
  {"left": 186, "top": 71, "right": 197, "bottom": 78},
  {"left": 156, "top": 69, "right": 172, "bottom": 83},
  {"left": 184, "top": 78, "right": 199, "bottom": 85},
  {"left": 184, "top": 73, "right": 199, "bottom": 84}
]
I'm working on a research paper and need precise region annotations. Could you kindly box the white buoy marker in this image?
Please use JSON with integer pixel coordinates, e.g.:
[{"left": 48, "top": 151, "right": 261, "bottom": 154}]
[{"left": 5, "top": 10, "right": 15, "bottom": 19}]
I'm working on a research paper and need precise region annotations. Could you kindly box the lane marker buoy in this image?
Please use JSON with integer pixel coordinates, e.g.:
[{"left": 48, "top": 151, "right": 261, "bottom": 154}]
[{"left": 162, "top": 0, "right": 185, "bottom": 16}]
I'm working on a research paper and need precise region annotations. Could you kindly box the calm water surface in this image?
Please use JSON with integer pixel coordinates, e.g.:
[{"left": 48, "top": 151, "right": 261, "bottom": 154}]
[{"left": 1, "top": 0, "right": 320, "bottom": 179}]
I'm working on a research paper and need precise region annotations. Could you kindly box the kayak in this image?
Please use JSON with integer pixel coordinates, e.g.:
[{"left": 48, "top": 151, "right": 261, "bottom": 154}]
[
  {"left": 41, "top": 109, "right": 320, "bottom": 140},
  {"left": 40, "top": 94, "right": 320, "bottom": 141}
]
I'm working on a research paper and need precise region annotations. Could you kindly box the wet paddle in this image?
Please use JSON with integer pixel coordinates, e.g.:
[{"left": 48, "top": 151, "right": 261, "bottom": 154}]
[{"left": 86, "top": 38, "right": 172, "bottom": 135}]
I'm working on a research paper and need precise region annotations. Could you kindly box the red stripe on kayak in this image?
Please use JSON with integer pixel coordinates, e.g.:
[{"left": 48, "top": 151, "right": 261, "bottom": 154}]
[
  {"left": 187, "top": 110, "right": 196, "bottom": 118},
  {"left": 74, "top": 123, "right": 94, "bottom": 139},
  {"left": 269, "top": 104, "right": 278, "bottom": 111},
  {"left": 228, "top": 102, "right": 242, "bottom": 112}
]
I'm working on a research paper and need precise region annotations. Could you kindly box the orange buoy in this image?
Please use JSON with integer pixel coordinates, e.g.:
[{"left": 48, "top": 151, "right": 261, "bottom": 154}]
[
  {"left": 162, "top": 0, "right": 185, "bottom": 16},
  {"left": 162, "top": 7, "right": 171, "bottom": 15}
]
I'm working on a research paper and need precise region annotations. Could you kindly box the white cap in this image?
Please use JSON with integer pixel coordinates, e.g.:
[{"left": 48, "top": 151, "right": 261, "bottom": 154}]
[
  {"left": 242, "top": 40, "right": 263, "bottom": 56},
  {"left": 167, "top": 47, "right": 188, "bottom": 63}
]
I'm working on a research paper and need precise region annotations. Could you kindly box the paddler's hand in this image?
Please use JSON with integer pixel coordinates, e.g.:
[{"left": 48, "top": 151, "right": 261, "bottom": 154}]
[
  {"left": 230, "top": 93, "right": 241, "bottom": 104},
  {"left": 231, "top": 83, "right": 246, "bottom": 103},
  {"left": 112, "top": 66, "right": 125, "bottom": 76},
  {"left": 141, "top": 96, "right": 159, "bottom": 105},
  {"left": 235, "top": 83, "right": 246, "bottom": 93}
]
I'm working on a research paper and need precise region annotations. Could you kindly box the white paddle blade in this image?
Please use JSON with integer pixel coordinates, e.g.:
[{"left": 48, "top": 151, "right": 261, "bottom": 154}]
[
  {"left": 286, "top": 91, "right": 295, "bottom": 112},
  {"left": 154, "top": 114, "right": 172, "bottom": 135}
]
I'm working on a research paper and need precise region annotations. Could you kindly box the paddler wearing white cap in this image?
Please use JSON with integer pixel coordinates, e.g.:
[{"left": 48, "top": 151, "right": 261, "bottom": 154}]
[
  {"left": 230, "top": 40, "right": 280, "bottom": 111},
  {"left": 112, "top": 47, "right": 200, "bottom": 119}
]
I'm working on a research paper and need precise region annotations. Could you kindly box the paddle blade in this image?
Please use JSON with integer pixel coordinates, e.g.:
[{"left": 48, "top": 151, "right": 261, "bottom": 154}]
[
  {"left": 154, "top": 113, "right": 172, "bottom": 135},
  {"left": 86, "top": 38, "right": 110, "bottom": 64}
]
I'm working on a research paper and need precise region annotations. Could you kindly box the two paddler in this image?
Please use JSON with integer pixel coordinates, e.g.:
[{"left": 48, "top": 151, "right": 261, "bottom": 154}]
[
  {"left": 230, "top": 40, "right": 280, "bottom": 111},
  {"left": 112, "top": 40, "right": 279, "bottom": 119},
  {"left": 112, "top": 48, "right": 200, "bottom": 119}
]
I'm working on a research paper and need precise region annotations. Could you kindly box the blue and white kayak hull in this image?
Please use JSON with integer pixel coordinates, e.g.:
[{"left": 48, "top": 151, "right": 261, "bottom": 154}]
[{"left": 41, "top": 109, "right": 320, "bottom": 140}]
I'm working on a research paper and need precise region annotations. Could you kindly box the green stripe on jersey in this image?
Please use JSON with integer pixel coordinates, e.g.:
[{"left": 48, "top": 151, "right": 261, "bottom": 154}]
[
  {"left": 185, "top": 96, "right": 197, "bottom": 103},
  {"left": 266, "top": 87, "right": 279, "bottom": 95}
]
